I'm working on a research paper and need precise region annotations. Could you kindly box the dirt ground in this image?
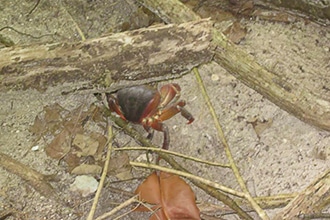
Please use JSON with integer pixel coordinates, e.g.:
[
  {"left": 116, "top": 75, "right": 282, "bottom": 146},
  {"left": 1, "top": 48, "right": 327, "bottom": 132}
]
[{"left": 0, "top": 0, "right": 329, "bottom": 219}]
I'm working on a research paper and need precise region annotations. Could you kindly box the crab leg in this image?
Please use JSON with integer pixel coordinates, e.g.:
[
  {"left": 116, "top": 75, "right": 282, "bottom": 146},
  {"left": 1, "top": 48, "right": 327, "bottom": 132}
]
[
  {"left": 180, "top": 107, "right": 195, "bottom": 124},
  {"left": 159, "top": 83, "right": 181, "bottom": 107},
  {"left": 144, "top": 126, "right": 155, "bottom": 140},
  {"left": 161, "top": 124, "right": 170, "bottom": 150},
  {"left": 158, "top": 101, "right": 194, "bottom": 124}
]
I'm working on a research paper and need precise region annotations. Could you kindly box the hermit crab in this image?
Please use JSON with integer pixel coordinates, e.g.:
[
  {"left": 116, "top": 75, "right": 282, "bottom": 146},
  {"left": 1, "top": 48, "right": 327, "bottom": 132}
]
[{"left": 106, "top": 83, "right": 194, "bottom": 150}]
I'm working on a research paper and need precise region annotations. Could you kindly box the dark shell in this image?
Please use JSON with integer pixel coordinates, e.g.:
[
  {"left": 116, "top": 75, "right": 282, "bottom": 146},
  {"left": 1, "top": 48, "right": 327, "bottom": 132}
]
[{"left": 117, "top": 86, "right": 156, "bottom": 122}]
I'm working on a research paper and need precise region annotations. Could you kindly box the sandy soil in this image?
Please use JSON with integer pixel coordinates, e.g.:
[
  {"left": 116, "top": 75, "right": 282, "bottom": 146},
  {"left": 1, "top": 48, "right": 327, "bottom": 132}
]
[{"left": 0, "top": 0, "right": 329, "bottom": 219}]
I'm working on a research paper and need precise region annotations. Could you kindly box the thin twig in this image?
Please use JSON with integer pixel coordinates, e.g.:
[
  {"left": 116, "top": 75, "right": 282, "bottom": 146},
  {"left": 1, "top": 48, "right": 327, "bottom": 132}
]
[
  {"left": 193, "top": 68, "right": 269, "bottom": 219},
  {"left": 130, "top": 161, "right": 245, "bottom": 198},
  {"left": 115, "top": 146, "right": 230, "bottom": 168},
  {"left": 87, "top": 126, "right": 113, "bottom": 220},
  {"left": 27, "top": 0, "right": 41, "bottom": 16},
  {"left": 94, "top": 195, "right": 139, "bottom": 220},
  {"left": 60, "top": 3, "right": 86, "bottom": 41},
  {"left": 0, "top": 26, "right": 53, "bottom": 39}
]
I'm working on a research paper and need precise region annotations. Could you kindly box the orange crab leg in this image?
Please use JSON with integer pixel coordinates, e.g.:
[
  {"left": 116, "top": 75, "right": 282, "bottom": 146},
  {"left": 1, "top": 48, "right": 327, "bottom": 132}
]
[
  {"left": 159, "top": 83, "right": 181, "bottom": 107},
  {"left": 140, "top": 92, "right": 161, "bottom": 121},
  {"left": 157, "top": 101, "right": 194, "bottom": 124},
  {"left": 142, "top": 118, "right": 170, "bottom": 150}
]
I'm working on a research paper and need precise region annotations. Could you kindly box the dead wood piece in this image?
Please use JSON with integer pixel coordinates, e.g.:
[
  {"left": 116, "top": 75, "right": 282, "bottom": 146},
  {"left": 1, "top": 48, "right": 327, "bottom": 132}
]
[
  {"left": 274, "top": 170, "right": 330, "bottom": 220},
  {"left": 0, "top": 152, "right": 61, "bottom": 204},
  {"left": 212, "top": 30, "right": 330, "bottom": 132},
  {"left": 0, "top": 19, "right": 214, "bottom": 92},
  {"left": 262, "top": 0, "right": 330, "bottom": 21}
]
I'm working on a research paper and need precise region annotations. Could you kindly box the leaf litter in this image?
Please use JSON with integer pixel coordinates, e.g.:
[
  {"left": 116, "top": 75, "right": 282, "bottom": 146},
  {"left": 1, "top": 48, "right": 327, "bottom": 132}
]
[{"left": 30, "top": 103, "right": 131, "bottom": 177}]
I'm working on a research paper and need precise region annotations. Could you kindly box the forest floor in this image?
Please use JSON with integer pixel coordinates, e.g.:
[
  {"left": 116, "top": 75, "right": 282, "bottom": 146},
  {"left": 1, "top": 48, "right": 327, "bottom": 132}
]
[{"left": 0, "top": 0, "right": 329, "bottom": 219}]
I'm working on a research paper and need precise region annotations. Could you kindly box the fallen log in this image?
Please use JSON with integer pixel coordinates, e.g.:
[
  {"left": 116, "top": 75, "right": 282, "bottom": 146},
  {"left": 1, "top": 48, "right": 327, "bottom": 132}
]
[{"left": 0, "top": 19, "right": 214, "bottom": 92}]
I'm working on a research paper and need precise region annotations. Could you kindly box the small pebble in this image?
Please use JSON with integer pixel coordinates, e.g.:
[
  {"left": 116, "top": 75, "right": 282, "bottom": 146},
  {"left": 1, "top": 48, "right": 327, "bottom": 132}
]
[
  {"left": 31, "top": 145, "right": 39, "bottom": 151},
  {"left": 211, "top": 74, "right": 220, "bottom": 81},
  {"left": 70, "top": 175, "right": 99, "bottom": 197}
]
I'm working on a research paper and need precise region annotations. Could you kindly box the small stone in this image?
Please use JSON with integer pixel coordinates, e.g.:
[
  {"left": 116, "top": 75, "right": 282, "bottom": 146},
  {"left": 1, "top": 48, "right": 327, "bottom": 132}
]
[
  {"left": 31, "top": 145, "right": 39, "bottom": 151},
  {"left": 211, "top": 74, "right": 220, "bottom": 81},
  {"left": 70, "top": 175, "right": 99, "bottom": 197}
]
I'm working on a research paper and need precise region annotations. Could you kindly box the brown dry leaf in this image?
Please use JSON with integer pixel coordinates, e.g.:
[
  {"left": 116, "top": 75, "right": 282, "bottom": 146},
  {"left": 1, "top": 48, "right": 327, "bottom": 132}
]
[
  {"left": 91, "top": 132, "right": 107, "bottom": 160},
  {"left": 71, "top": 164, "right": 102, "bottom": 175},
  {"left": 44, "top": 104, "right": 64, "bottom": 123},
  {"left": 89, "top": 104, "right": 107, "bottom": 124},
  {"left": 45, "top": 129, "right": 71, "bottom": 159},
  {"left": 62, "top": 120, "right": 84, "bottom": 135},
  {"left": 135, "top": 172, "right": 162, "bottom": 212},
  {"left": 135, "top": 171, "right": 200, "bottom": 220},
  {"left": 107, "top": 152, "right": 132, "bottom": 180},
  {"left": 159, "top": 172, "right": 200, "bottom": 220},
  {"left": 29, "top": 115, "right": 46, "bottom": 136},
  {"left": 65, "top": 152, "right": 81, "bottom": 172},
  {"left": 30, "top": 103, "right": 66, "bottom": 139},
  {"left": 32, "top": 102, "right": 110, "bottom": 173},
  {"left": 224, "top": 21, "right": 247, "bottom": 44},
  {"left": 72, "top": 133, "right": 99, "bottom": 157}
]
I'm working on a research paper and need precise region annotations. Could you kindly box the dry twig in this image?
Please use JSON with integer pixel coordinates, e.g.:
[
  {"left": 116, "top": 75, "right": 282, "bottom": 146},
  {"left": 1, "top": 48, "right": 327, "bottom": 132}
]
[
  {"left": 115, "top": 146, "right": 230, "bottom": 168},
  {"left": 87, "top": 126, "right": 114, "bottom": 220},
  {"left": 194, "top": 68, "right": 269, "bottom": 219}
]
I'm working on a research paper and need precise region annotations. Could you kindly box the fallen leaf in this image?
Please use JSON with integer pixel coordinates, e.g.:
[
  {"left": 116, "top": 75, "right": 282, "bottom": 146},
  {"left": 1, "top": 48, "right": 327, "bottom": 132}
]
[
  {"left": 44, "top": 104, "right": 64, "bottom": 123},
  {"left": 29, "top": 115, "right": 45, "bottom": 136},
  {"left": 45, "top": 129, "right": 71, "bottom": 159},
  {"left": 135, "top": 172, "right": 161, "bottom": 209},
  {"left": 72, "top": 133, "right": 99, "bottom": 157},
  {"left": 91, "top": 132, "right": 107, "bottom": 160},
  {"left": 160, "top": 172, "right": 200, "bottom": 220},
  {"left": 135, "top": 171, "right": 200, "bottom": 220},
  {"left": 107, "top": 152, "right": 132, "bottom": 180},
  {"left": 65, "top": 153, "right": 81, "bottom": 172},
  {"left": 71, "top": 164, "right": 102, "bottom": 175}
]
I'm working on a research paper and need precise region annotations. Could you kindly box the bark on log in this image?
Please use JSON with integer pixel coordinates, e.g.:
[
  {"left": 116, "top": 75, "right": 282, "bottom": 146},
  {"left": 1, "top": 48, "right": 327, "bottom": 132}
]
[
  {"left": 138, "top": 0, "right": 330, "bottom": 133},
  {"left": 261, "top": 0, "right": 330, "bottom": 21},
  {"left": 273, "top": 170, "right": 330, "bottom": 220},
  {"left": 0, "top": 19, "right": 214, "bottom": 92}
]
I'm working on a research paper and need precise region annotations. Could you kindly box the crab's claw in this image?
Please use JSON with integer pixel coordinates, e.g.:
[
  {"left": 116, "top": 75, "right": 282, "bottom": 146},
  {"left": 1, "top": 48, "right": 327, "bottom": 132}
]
[
  {"left": 106, "top": 94, "right": 127, "bottom": 121},
  {"left": 180, "top": 107, "right": 194, "bottom": 124}
]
